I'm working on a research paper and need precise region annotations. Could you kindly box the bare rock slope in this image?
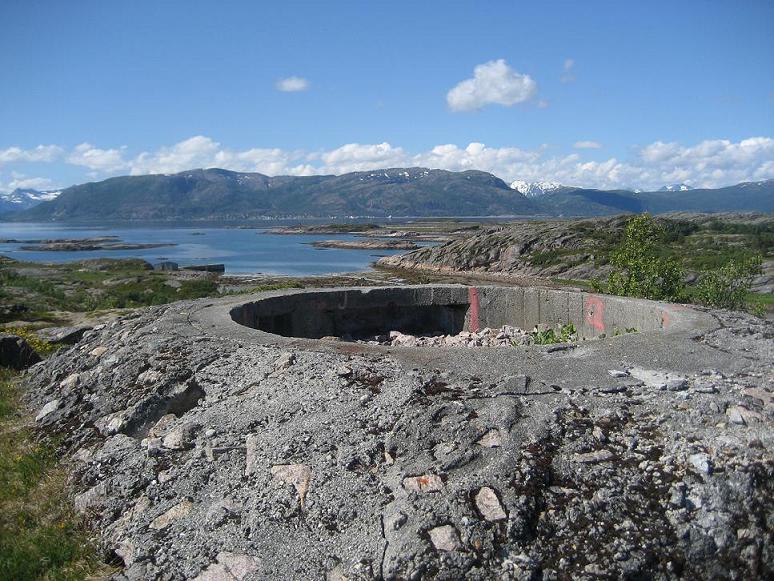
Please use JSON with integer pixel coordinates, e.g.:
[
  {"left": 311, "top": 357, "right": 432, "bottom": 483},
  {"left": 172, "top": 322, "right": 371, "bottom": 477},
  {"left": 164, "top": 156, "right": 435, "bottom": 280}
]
[
  {"left": 377, "top": 217, "right": 626, "bottom": 281},
  {"left": 22, "top": 298, "right": 774, "bottom": 580}
]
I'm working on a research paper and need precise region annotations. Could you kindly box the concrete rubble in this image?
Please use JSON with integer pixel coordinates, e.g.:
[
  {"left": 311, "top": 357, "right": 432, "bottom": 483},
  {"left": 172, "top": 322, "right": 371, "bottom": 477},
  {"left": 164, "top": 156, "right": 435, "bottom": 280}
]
[
  {"left": 19, "top": 289, "right": 774, "bottom": 580},
  {"left": 359, "top": 325, "right": 533, "bottom": 348}
]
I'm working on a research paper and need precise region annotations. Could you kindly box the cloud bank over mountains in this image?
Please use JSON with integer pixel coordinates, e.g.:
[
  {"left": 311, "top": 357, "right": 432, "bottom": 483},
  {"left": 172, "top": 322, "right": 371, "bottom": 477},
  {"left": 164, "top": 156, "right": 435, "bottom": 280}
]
[{"left": 1, "top": 136, "right": 773, "bottom": 194}]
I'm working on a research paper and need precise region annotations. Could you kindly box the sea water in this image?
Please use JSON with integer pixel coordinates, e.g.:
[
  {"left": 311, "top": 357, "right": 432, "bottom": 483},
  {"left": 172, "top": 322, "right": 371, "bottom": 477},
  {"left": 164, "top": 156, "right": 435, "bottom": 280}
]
[{"left": 0, "top": 222, "right": 432, "bottom": 275}]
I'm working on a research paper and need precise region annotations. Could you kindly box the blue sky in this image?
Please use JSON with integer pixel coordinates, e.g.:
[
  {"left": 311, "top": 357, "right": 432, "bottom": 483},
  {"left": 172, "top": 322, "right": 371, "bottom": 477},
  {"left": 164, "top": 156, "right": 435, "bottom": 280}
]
[{"left": 1, "top": 0, "right": 772, "bottom": 192}]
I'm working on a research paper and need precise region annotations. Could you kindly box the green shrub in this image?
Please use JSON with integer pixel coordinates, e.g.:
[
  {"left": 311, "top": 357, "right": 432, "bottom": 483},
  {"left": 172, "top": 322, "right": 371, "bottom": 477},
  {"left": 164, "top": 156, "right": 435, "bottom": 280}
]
[
  {"left": 599, "top": 214, "right": 685, "bottom": 301},
  {"left": 660, "top": 219, "right": 699, "bottom": 243},
  {"left": 93, "top": 277, "right": 220, "bottom": 309},
  {"left": 695, "top": 255, "right": 763, "bottom": 312},
  {"left": 531, "top": 323, "right": 577, "bottom": 345},
  {"left": 528, "top": 250, "right": 561, "bottom": 267},
  {"left": 177, "top": 279, "right": 220, "bottom": 299}
]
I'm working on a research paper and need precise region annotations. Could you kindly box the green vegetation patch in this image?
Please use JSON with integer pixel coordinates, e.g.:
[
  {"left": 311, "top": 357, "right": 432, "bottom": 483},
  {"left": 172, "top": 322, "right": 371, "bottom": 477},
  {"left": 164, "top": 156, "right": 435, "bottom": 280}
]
[
  {"left": 2, "top": 326, "right": 63, "bottom": 356},
  {"left": 248, "top": 281, "right": 305, "bottom": 293},
  {"left": 531, "top": 323, "right": 578, "bottom": 345},
  {"left": 595, "top": 214, "right": 686, "bottom": 302},
  {"left": 0, "top": 369, "right": 109, "bottom": 580},
  {"left": 95, "top": 277, "right": 219, "bottom": 309},
  {"left": 694, "top": 255, "right": 764, "bottom": 313},
  {"left": 593, "top": 214, "right": 767, "bottom": 314},
  {"left": 0, "top": 259, "right": 223, "bottom": 323}
]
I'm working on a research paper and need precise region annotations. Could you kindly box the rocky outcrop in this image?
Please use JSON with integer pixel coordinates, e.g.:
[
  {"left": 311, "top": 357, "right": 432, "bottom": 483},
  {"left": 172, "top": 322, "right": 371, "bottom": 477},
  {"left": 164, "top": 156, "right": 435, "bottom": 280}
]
[
  {"left": 0, "top": 333, "right": 41, "bottom": 369},
  {"left": 22, "top": 299, "right": 774, "bottom": 580},
  {"left": 35, "top": 325, "right": 92, "bottom": 345},
  {"left": 377, "top": 217, "right": 621, "bottom": 281},
  {"left": 377, "top": 214, "right": 774, "bottom": 293}
]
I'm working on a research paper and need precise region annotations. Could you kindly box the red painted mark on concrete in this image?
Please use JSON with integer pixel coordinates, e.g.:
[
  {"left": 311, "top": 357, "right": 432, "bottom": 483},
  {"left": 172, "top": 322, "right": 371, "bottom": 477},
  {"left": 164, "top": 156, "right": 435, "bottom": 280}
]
[
  {"left": 661, "top": 309, "right": 671, "bottom": 329},
  {"left": 468, "top": 287, "right": 480, "bottom": 332},
  {"left": 585, "top": 295, "right": 605, "bottom": 332}
]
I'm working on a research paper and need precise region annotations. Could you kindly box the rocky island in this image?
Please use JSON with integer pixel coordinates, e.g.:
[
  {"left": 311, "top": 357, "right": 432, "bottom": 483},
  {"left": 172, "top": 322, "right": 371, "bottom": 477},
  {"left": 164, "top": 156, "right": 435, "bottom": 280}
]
[
  {"left": 311, "top": 239, "right": 420, "bottom": 250},
  {"left": 268, "top": 224, "right": 381, "bottom": 235},
  {"left": 7, "top": 236, "right": 176, "bottom": 252}
]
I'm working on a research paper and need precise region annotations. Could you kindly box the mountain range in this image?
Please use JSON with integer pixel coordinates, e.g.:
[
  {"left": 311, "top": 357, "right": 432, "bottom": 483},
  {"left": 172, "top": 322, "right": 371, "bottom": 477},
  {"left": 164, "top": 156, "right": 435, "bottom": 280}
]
[
  {"left": 2, "top": 168, "right": 772, "bottom": 221},
  {"left": 0, "top": 188, "right": 61, "bottom": 214}
]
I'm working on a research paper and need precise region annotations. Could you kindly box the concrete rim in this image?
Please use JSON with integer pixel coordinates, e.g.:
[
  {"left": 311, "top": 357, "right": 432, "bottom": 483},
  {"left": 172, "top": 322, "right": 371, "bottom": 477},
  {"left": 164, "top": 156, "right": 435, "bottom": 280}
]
[{"left": 187, "top": 285, "right": 719, "bottom": 356}]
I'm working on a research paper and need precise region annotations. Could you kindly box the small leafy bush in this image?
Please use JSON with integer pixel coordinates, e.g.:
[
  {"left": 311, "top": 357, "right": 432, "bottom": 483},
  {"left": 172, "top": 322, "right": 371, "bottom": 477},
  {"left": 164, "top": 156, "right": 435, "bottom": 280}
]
[
  {"left": 597, "top": 214, "right": 685, "bottom": 301},
  {"left": 531, "top": 323, "right": 577, "bottom": 345},
  {"left": 695, "top": 254, "right": 763, "bottom": 312}
]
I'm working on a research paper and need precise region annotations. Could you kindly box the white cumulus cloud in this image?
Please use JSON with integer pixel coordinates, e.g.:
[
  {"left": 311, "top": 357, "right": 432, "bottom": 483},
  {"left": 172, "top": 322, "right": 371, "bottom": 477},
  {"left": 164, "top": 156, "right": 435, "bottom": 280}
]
[
  {"left": 68, "top": 143, "right": 128, "bottom": 172},
  {"left": 130, "top": 136, "right": 305, "bottom": 176},
  {"left": 446, "top": 59, "right": 538, "bottom": 112},
  {"left": 573, "top": 141, "right": 602, "bottom": 149},
  {"left": 317, "top": 142, "right": 407, "bottom": 173},
  {"left": 414, "top": 142, "right": 540, "bottom": 175},
  {"left": 0, "top": 172, "right": 56, "bottom": 193},
  {"left": 275, "top": 76, "right": 309, "bottom": 92},
  {"left": 131, "top": 136, "right": 221, "bottom": 175},
  {"left": 0, "top": 144, "right": 63, "bottom": 164}
]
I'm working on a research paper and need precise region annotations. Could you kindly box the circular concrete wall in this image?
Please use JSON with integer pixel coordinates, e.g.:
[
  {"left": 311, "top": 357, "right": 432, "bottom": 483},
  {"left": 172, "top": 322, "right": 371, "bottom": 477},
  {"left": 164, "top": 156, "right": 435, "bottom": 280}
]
[{"left": 228, "top": 285, "right": 712, "bottom": 341}]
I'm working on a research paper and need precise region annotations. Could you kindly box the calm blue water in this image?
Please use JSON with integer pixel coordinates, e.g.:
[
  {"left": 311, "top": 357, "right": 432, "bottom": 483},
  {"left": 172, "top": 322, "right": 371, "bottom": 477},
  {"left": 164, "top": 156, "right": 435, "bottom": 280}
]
[{"left": 0, "top": 222, "right": 432, "bottom": 275}]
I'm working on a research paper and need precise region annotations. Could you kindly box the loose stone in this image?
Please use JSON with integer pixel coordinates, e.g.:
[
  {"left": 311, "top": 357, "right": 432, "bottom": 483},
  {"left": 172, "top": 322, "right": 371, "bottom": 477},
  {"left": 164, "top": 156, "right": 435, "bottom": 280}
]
[
  {"left": 35, "top": 399, "right": 60, "bottom": 421},
  {"left": 428, "top": 524, "right": 462, "bottom": 552},
  {"left": 89, "top": 346, "right": 108, "bottom": 358},
  {"left": 402, "top": 474, "right": 445, "bottom": 493},
  {"left": 271, "top": 464, "right": 312, "bottom": 507},
  {"left": 475, "top": 487, "right": 507, "bottom": 521},
  {"left": 194, "top": 551, "right": 260, "bottom": 581},
  {"left": 688, "top": 453, "right": 713, "bottom": 475},
  {"left": 150, "top": 499, "right": 194, "bottom": 530},
  {"left": 273, "top": 352, "right": 296, "bottom": 372},
  {"left": 476, "top": 429, "right": 503, "bottom": 447},
  {"left": 574, "top": 449, "right": 615, "bottom": 463}
]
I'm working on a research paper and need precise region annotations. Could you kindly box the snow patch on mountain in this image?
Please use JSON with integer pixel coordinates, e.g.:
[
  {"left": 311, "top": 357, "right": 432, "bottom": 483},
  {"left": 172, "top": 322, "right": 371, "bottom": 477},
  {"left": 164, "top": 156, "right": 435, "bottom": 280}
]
[
  {"left": 0, "top": 188, "right": 63, "bottom": 213},
  {"left": 358, "top": 169, "right": 432, "bottom": 182},
  {"left": 509, "top": 180, "right": 566, "bottom": 197},
  {"left": 659, "top": 183, "right": 693, "bottom": 192}
]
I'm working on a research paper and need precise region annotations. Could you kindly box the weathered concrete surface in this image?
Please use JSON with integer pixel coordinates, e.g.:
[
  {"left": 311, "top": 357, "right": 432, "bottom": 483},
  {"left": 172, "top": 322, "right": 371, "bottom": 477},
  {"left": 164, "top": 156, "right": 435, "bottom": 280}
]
[
  {"left": 21, "top": 286, "right": 774, "bottom": 580},
  {"left": 228, "top": 285, "right": 715, "bottom": 342}
]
